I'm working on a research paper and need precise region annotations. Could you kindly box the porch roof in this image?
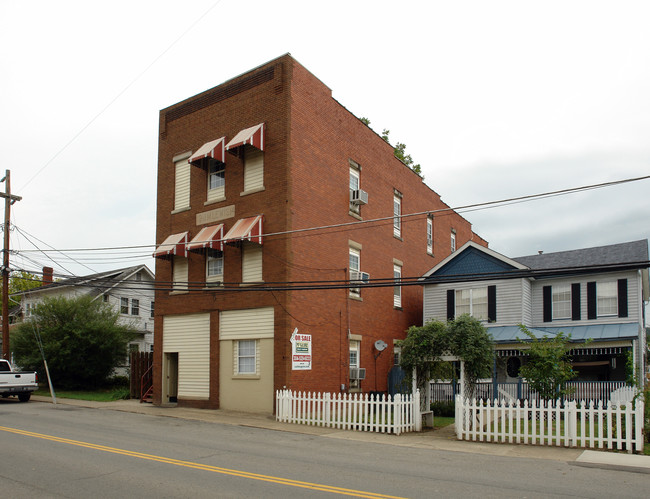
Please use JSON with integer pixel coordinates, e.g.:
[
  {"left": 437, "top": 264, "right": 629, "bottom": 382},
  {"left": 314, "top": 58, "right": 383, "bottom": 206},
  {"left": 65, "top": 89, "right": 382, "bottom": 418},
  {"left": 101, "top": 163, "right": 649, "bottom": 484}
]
[{"left": 488, "top": 323, "right": 639, "bottom": 344}]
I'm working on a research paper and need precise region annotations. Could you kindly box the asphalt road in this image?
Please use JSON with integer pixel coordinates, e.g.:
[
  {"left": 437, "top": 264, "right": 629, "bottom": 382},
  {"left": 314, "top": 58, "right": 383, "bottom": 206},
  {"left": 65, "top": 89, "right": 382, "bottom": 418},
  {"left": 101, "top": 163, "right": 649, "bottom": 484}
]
[{"left": 0, "top": 398, "right": 647, "bottom": 498}]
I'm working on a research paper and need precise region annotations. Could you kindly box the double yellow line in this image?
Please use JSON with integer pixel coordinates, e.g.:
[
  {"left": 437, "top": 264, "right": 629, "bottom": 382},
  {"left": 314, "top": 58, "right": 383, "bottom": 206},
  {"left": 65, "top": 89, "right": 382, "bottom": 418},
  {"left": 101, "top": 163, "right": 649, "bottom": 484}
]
[{"left": 0, "top": 425, "right": 405, "bottom": 498}]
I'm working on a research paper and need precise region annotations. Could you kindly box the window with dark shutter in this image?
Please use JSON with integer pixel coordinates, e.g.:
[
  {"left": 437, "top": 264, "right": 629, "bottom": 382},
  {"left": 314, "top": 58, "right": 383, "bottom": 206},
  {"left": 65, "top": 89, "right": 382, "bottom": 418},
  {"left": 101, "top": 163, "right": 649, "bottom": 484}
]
[
  {"left": 571, "top": 283, "right": 581, "bottom": 320},
  {"left": 446, "top": 289, "right": 455, "bottom": 321},
  {"left": 488, "top": 285, "right": 497, "bottom": 322},
  {"left": 543, "top": 286, "right": 552, "bottom": 322},
  {"left": 618, "top": 279, "right": 628, "bottom": 318},
  {"left": 587, "top": 281, "right": 597, "bottom": 319}
]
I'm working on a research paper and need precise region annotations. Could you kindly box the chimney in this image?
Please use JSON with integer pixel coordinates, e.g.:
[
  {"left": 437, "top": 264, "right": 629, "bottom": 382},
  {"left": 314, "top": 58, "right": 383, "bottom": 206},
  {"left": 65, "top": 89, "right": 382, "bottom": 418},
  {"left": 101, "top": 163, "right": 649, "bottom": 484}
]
[{"left": 42, "top": 267, "right": 53, "bottom": 285}]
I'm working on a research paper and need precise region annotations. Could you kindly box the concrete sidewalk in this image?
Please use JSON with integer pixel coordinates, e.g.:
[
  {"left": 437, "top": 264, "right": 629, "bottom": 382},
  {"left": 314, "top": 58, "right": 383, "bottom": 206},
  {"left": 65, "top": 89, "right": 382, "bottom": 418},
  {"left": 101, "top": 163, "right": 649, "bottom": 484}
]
[{"left": 31, "top": 396, "right": 649, "bottom": 472}]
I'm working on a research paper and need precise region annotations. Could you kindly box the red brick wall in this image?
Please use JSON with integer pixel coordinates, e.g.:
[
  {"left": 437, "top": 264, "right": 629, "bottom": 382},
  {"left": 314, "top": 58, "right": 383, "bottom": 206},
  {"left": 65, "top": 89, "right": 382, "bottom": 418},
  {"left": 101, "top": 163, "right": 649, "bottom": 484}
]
[{"left": 153, "top": 54, "right": 487, "bottom": 407}]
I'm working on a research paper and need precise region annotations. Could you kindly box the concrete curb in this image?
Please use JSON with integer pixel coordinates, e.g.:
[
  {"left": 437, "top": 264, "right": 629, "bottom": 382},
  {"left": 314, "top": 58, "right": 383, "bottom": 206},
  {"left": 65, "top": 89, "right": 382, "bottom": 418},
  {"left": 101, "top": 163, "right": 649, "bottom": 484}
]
[{"left": 31, "top": 396, "right": 649, "bottom": 471}]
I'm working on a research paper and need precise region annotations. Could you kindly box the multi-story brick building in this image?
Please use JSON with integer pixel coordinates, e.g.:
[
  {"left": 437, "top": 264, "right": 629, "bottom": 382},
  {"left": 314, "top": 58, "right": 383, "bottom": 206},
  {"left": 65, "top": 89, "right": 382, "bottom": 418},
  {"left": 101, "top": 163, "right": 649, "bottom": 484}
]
[{"left": 153, "top": 54, "right": 486, "bottom": 412}]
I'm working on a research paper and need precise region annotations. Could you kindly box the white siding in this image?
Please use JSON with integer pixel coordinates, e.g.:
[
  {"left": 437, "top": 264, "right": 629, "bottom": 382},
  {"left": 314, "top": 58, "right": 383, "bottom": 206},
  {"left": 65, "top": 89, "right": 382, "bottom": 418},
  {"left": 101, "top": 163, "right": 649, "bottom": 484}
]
[
  {"left": 219, "top": 307, "right": 274, "bottom": 340},
  {"left": 531, "top": 270, "right": 642, "bottom": 327},
  {"left": 163, "top": 313, "right": 210, "bottom": 399},
  {"left": 243, "top": 147, "right": 264, "bottom": 192},
  {"left": 242, "top": 243, "right": 263, "bottom": 283},
  {"left": 174, "top": 159, "right": 190, "bottom": 211}
]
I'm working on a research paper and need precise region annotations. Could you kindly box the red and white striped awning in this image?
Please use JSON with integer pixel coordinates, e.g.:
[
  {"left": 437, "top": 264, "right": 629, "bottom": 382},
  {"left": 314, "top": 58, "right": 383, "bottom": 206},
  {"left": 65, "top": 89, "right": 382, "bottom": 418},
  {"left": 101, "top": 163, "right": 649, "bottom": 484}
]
[
  {"left": 153, "top": 232, "right": 188, "bottom": 258},
  {"left": 226, "top": 123, "right": 265, "bottom": 151},
  {"left": 189, "top": 137, "right": 226, "bottom": 166},
  {"left": 222, "top": 215, "right": 263, "bottom": 245},
  {"left": 187, "top": 224, "right": 225, "bottom": 252}
]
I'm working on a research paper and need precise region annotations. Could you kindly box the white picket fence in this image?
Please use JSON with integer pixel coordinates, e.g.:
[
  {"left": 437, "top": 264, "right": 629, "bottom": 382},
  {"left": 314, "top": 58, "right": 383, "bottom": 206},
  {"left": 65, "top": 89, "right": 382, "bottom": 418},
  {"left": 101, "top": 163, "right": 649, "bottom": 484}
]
[
  {"left": 276, "top": 390, "right": 421, "bottom": 435},
  {"left": 455, "top": 395, "right": 645, "bottom": 453}
]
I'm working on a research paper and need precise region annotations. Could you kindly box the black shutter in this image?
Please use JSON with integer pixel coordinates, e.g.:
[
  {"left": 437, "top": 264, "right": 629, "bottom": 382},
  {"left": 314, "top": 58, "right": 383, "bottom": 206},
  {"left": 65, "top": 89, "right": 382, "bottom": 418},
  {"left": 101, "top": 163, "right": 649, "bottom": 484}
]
[
  {"left": 587, "top": 281, "right": 597, "bottom": 319},
  {"left": 543, "top": 286, "right": 552, "bottom": 322},
  {"left": 447, "top": 289, "right": 455, "bottom": 321},
  {"left": 618, "top": 279, "right": 628, "bottom": 318},
  {"left": 487, "top": 285, "right": 497, "bottom": 323},
  {"left": 571, "top": 283, "right": 581, "bottom": 321}
]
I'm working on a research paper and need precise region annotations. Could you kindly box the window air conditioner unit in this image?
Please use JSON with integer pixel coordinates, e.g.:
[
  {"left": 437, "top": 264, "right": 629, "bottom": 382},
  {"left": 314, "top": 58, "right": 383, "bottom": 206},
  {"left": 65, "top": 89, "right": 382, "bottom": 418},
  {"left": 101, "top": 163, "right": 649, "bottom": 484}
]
[
  {"left": 349, "top": 270, "right": 370, "bottom": 284},
  {"left": 350, "top": 367, "right": 366, "bottom": 380},
  {"left": 350, "top": 189, "right": 369, "bottom": 205}
]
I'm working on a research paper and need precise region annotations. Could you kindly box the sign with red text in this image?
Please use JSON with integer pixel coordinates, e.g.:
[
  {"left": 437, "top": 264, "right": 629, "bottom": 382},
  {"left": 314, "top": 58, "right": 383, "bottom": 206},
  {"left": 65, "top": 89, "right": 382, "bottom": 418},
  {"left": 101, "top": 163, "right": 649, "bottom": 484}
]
[{"left": 290, "top": 328, "right": 312, "bottom": 370}]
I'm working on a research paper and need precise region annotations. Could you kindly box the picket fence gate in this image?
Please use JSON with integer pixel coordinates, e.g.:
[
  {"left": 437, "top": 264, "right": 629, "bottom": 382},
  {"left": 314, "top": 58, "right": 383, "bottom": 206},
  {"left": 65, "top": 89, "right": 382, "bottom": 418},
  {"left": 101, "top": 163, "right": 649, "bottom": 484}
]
[
  {"left": 455, "top": 395, "right": 645, "bottom": 453},
  {"left": 276, "top": 390, "right": 421, "bottom": 435}
]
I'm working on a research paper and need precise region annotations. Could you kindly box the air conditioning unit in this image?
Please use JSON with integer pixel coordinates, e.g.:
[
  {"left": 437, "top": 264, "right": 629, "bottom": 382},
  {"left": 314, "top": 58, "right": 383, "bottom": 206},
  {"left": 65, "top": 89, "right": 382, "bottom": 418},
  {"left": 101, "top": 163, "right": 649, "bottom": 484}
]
[
  {"left": 349, "top": 270, "right": 370, "bottom": 284},
  {"left": 350, "top": 367, "right": 366, "bottom": 380},
  {"left": 349, "top": 189, "right": 369, "bottom": 205}
]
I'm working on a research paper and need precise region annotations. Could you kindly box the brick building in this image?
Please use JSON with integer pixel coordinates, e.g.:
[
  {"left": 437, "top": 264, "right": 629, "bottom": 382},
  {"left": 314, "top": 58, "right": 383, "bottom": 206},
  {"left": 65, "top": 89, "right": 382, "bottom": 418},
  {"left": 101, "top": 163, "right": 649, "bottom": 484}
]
[{"left": 153, "top": 54, "right": 487, "bottom": 412}]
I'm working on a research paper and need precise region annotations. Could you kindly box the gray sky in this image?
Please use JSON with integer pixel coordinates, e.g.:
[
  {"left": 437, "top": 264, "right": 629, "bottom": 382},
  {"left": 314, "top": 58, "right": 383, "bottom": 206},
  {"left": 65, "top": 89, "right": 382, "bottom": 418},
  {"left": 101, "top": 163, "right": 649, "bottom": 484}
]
[{"left": 2, "top": 0, "right": 649, "bottom": 278}]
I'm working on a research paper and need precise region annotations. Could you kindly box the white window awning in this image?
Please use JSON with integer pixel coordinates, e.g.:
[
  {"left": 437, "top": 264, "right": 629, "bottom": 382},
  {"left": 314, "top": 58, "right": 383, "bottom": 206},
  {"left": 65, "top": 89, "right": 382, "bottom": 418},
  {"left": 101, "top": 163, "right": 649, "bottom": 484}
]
[
  {"left": 153, "top": 232, "right": 188, "bottom": 258},
  {"left": 226, "top": 123, "right": 265, "bottom": 151},
  {"left": 189, "top": 137, "right": 226, "bottom": 166},
  {"left": 187, "top": 224, "right": 225, "bottom": 252}
]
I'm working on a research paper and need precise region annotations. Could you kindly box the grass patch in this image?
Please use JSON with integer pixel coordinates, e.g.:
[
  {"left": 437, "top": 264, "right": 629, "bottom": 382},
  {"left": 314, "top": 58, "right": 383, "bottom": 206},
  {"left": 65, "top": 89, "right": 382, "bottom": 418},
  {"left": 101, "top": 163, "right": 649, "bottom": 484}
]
[
  {"left": 34, "top": 387, "right": 130, "bottom": 402},
  {"left": 434, "top": 416, "right": 454, "bottom": 428}
]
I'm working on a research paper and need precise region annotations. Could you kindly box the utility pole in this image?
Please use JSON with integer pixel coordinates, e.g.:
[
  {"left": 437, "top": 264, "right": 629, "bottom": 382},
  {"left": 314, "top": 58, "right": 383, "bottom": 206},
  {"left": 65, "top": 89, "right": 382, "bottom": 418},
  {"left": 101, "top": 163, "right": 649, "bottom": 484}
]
[{"left": 1, "top": 170, "right": 22, "bottom": 359}]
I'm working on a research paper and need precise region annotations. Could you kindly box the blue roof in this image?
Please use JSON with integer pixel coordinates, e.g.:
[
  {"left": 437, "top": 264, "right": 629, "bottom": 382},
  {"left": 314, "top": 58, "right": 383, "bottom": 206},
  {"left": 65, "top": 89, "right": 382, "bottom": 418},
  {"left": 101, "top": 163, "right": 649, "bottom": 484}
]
[
  {"left": 431, "top": 246, "right": 519, "bottom": 277},
  {"left": 487, "top": 323, "right": 640, "bottom": 344}
]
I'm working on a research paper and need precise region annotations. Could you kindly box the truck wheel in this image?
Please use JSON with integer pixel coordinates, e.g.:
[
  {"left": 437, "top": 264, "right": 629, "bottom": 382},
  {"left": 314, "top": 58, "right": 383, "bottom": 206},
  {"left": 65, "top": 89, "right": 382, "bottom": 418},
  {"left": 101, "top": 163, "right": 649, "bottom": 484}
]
[{"left": 18, "top": 392, "right": 31, "bottom": 402}]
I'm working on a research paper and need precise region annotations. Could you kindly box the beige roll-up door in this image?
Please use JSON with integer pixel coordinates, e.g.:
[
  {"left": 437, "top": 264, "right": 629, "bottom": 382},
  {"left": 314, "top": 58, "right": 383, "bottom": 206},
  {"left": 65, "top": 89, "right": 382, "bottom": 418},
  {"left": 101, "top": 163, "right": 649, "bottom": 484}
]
[{"left": 163, "top": 313, "right": 210, "bottom": 399}]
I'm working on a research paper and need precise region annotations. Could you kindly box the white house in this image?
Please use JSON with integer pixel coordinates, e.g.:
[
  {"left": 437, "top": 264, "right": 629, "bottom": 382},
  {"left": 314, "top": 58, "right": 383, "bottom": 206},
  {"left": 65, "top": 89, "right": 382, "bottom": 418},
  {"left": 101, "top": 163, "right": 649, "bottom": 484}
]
[
  {"left": 421, "top": 240, "right": 649, "bottom": 387},
  {"left": 15, "top": 265, "right": 155, "bottom": 356}
]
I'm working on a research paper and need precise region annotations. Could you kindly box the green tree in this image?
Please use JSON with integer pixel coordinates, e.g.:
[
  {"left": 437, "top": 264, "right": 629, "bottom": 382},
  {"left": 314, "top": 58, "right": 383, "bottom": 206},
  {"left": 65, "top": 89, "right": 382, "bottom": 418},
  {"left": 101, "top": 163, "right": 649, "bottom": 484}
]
[
  {"left": 3, "top": 271, "right": 41, "bottom": 309},
  {"left": 11, "top": 295, "right": 136, "bottom": 389},
  {"left": 517, "top": 325, "right": 577, "bottom": 400},
  {"left": 361, "top": 118, "right": 423, "bottom": 176},
  {"left": 399, "top": 315, "right": 493, "bottom": 398}
]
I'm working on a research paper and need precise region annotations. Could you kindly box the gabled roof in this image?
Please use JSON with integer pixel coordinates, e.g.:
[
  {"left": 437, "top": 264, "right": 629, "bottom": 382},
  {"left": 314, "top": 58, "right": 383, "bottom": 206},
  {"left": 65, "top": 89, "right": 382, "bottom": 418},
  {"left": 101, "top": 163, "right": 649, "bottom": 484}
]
[
  {"left": 422, "top": 240, "right": 650, "bottom": 284},
  {"left": 14, "top": 265, "right": 155, "bottom": 301}
]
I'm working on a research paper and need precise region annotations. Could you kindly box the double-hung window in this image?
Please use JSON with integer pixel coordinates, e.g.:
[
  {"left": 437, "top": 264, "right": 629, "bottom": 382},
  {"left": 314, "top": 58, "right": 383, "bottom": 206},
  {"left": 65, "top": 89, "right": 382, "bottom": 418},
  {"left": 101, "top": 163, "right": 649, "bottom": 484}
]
[
  {"left": 237, "top": 339, "right": 257, "bottom": 375},
  {"left": 393, "top": 264, "right": 402, "bottom": 308},
  {"left": 349, "top": 246, "right": 361, "bottom": 296},
  {"left": 393, "top": 193, "right": 402, "bottom": 238},
  {"left": 552, "top": 284, "right": 571, "bottom": 319},
  {"left": 456, "top": 287, "right": 488, "bottom": 320},
  {"left": 451, "top": 230, "right": 456, "bottom": 253},
  {"left": 131, "top": 299, "right": 140, "bottom": 316},
  {"left": 349, "top": 166, "right": 360, "bottom": 215},
  {"left": 120, "top": 297, "right": 129, "bottom": 314},
  {"left": 426, "top": 216, "right": 433, "bottom": 254},
  {"left": 597, "top": 281, "right": 618, "bottom": 316},
  {"left": 207, "top": 159, "right": 225, "bottom": 202},
  {"left": 206, "top": 250, "right": 224, "bottom": 284}
]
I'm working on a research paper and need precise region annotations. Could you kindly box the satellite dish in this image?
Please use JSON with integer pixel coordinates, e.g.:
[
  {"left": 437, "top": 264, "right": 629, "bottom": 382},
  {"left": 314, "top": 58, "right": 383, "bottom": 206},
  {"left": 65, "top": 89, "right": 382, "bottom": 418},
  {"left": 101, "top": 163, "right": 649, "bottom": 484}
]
[{"left": 374, "top": 340, "right": 388, "bottom": 351}]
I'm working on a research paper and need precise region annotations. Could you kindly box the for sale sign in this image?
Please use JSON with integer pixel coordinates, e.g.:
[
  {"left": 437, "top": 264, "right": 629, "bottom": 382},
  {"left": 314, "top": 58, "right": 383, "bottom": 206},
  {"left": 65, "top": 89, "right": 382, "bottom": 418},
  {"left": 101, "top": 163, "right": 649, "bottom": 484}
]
[{"left": 290, "top": 328, "right": 312, "bottom": 370}]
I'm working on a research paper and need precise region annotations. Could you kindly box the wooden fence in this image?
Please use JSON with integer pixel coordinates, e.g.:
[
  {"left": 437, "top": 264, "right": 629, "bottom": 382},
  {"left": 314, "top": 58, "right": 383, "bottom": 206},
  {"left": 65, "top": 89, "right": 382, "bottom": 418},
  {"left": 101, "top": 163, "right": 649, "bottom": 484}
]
[
  {"left": 276, "top": 390, "right": 421, "bottom": 435},
  {"left": 129, "top": 351, "right": 153, "bottom": 399},
  {"left": 455, "top": 395, "right": 645, "bottom": 453}
]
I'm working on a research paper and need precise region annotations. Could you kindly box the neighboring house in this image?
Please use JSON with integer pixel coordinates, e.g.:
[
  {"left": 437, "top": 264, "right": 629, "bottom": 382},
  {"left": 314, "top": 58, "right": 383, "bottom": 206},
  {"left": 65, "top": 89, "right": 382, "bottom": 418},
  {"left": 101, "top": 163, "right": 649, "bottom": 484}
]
[
  {"left": 152, "top": 54, "right": 487, "bottom": 412},
  {"left": 421, "top": 240, "right": 649, "bottom": 387},
  {"left": 14, "top": 265, "right": 156, "bottom": 357}
]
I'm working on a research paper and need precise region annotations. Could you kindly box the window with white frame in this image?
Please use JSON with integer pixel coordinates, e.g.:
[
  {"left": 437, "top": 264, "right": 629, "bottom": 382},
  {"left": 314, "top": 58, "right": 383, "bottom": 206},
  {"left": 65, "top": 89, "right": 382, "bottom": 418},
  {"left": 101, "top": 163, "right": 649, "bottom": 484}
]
[
  {"left": 393, "top": 264, "right": 402, "bottom": 308},
  {"left": 597, "top": 281, "right": 618, "bottom": 316},
  {"left": 131, "top": 299, "right": 140, "bottom": 316},
  {"left": 426, "top": 216, "right": 433, "bottom": 254},
  {"left": 552, "top": 284, "right": 571, "bottom": 320},
  {"left": 349, "top": 339, "right": 360, "bottom": 388},
  {"left": 393, "top": 194, "right": 401, "bottom": 238},
  {"left": 237, "top": 339, "right": 257, "bottom": 375},
  {"left": 451, "top": 230, "right": 456, "bottom": 253},
  {"left": 349, "top": 166, "right": 360, "bottom": 214},
  {"left": 206, "top": 250, "right": 224, "bottom": 283},
  {"left": 207, "top": 159, "right": 225, "bottom": 202},
  {"left": 455, "top": 287, "right": 488, "bottom": 320},
  {"left": 120, "top": 297, "right": 129, "bottom": 314},
  {"left": 349, "top": 246, "right": 361, "bottom": 295}
]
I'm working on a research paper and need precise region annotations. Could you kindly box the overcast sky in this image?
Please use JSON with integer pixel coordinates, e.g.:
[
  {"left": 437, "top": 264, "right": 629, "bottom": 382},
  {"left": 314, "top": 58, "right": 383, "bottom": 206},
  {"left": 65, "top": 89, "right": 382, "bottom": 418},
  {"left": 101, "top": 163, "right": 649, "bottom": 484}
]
[{"left": 2, "top": 0, "right": 649, "bottom": 279}]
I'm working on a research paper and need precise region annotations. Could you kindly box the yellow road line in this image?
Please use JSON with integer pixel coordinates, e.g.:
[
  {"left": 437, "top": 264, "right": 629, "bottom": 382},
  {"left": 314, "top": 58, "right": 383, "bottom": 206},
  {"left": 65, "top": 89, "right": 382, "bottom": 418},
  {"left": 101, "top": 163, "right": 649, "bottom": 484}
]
[{"left": 0, "top": 425, "right": 405, "bottom": 499}]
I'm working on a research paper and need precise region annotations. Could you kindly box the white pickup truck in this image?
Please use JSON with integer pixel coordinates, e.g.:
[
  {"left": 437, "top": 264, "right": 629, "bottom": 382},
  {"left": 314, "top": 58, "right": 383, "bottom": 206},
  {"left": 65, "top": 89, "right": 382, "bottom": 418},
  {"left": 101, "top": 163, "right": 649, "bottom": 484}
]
[{"left": 0, "top": 359, "right": 38, "bottom": 402}]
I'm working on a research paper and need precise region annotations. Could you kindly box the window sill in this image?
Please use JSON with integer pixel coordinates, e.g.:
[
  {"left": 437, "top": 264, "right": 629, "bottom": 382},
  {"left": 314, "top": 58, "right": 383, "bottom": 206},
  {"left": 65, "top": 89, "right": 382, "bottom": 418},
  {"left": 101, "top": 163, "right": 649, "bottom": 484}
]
[
  {"left": 240, "top": 281, "right": 265, "bottom": 287},
  {"left": 240, "top": 186, "right": 265, "bottom": 197},
  {"left": 349, "top": 293, "right": 363, "bottom": 302},
  {"left": 427, "top": 250, "right": 434, "bottom": 257},
  {"left": 393, "top": 306, "right": 402, "bottom": 311},
  {"left": 393, "top": 234, "right": 403, "bottom": 242},
  {"left": 204, "top": 197, "right": 226, "bottom": 206},
  {"left": 348, "top": 210, "right": 362, "bottom": 221},
  {"left": 169, "top": 290, "right": 189, "bottom": 295},
  {"left": 232, "top": 374, "right": 261, "bottom": 380},
  {"left": 171, "top": 207, "right": 191, "bottom": 215}
]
